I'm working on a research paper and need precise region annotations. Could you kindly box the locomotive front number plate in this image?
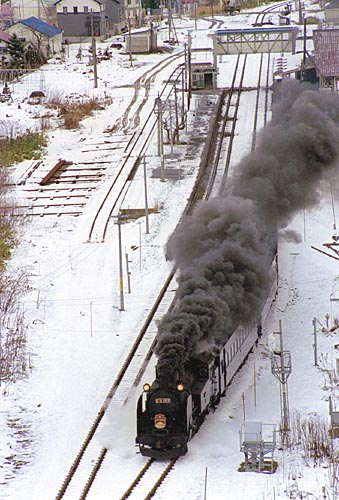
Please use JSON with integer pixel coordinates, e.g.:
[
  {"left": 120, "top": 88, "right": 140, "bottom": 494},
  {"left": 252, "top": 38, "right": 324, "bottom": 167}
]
[{"left": 155, "top": 398, "right": 171, "bottom": 403}]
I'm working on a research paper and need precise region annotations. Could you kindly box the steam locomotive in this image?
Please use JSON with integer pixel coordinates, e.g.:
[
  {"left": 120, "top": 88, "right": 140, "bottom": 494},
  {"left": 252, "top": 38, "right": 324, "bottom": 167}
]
[{"left": 136, "top": 263, "right": 277, "bottom": 459}]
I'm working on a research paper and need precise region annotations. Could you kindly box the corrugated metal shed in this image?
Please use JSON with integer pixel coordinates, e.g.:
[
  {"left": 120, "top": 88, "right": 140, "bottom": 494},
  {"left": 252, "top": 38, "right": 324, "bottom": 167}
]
[
  {"left": 125, "top": 27, "right": 157, "bottom": 53},
  {"left": 313, "top": 29, "right": 339, "bottom": 77}
]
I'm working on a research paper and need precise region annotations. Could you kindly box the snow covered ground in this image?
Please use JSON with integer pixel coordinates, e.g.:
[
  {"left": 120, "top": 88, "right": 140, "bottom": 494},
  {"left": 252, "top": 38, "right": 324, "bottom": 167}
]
[{"left": 1, "top": 6, "right": 339, "bottom": 500}]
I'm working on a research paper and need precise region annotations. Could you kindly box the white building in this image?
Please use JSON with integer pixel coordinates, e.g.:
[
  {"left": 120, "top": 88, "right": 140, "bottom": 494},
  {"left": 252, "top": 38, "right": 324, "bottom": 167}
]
[{"left": 11, "top": 0, "right": 57, "bottom": 26}]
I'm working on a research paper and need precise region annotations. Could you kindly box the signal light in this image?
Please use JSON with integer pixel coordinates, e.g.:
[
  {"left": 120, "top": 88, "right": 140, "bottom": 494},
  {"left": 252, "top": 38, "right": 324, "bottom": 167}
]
[
  {"left": 143, "top": 383, "right": 151, "bottom": 392},
  {"left": 177, "top": 383, "right": 184, "bottom": 392}
]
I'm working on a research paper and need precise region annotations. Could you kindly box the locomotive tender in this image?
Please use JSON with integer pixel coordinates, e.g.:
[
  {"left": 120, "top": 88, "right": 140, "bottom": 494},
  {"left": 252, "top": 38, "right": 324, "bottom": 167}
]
[{"left": 136, "top": 264, "right": 277, "bottom": 460}]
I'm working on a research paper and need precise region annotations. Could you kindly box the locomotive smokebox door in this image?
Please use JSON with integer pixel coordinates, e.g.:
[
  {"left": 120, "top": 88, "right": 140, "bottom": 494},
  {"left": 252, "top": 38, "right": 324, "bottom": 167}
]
[{"left": 154, "top": 414, "right": 166, "bottom": 429}]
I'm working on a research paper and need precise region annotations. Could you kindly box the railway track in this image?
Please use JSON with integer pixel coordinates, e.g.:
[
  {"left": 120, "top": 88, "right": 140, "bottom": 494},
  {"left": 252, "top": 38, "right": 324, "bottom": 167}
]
[
  {"left": 14, "top": 53, "right": 185, "bottom": 226},
  {"left": 51, "top": 26, "right": 274, "bottom": 500},
  {"left": 252, "top": 0, "right": 292, "bottom": 26},
  {"left": 116, "top": 51, "right": 185, "bottom": 134},
  {"left": 54, "top": 272, "right": 178, "bottom": 500},
  {"left": 205, "top": 50, "right": 272, "bottom": 199},
  {"left": 210, "top": 52, "right": 248, "bottom": 196},
  {"left": 119, "top": 458, "right": 177, "bottom": 500},
  {"left": 52, "top": 95, "right": 224, "bottom": 500},
  {"left": 84, "top": 65, "right": 187, "bottom": 243},
  {"left": 112, "top": 56, "right": 274, "bottom": 499}
]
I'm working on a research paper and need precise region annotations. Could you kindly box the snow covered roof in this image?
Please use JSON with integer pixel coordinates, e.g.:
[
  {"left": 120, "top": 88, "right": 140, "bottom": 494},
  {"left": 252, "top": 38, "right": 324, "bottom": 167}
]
[
  {"left": 126, "top": 27, "right": 155, "bottom": 35},
  {"left": 313, "top": 29, "right": 339, "bottom": 77},
  {"left": 12, "top": 16, "right": 62, "bottom": 37}
]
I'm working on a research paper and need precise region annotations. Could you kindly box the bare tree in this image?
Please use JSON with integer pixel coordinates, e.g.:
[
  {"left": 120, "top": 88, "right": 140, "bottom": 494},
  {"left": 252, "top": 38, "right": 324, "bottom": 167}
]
[{"left": 0, "top": 269, "right": 31, "bottom": 388}]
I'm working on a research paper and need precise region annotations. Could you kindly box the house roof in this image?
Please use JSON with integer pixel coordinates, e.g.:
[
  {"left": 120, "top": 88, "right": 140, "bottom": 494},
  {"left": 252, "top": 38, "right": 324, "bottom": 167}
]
[
  {"left": 0, "top": 4, "right": 12, "bottom": 17},
  {"left": 54, "top": 0, "right": 104, "bottom": 4},
  {"left": 313, "top": 29, "right": 339, "bottom": 77},
  {"left": 13, "top": 16, "right": 62, "bottom": 37},
  {"left": 0, "top": 30, "right": 11, "bottom": 43}
]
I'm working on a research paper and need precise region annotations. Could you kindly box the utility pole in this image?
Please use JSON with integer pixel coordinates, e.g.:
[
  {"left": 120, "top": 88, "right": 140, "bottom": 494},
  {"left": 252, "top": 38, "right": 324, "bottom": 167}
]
[
  {"left": 312, "top": 317, "right": 318, "bottom": 367},
  {"left": 174, "top": 82, "right": 179, "bottom": 142},
  {"left": 154, "top": 96, "right": 165, "bottom": 181},
  {"left": 298, "top": 0, "right": 303, "bottom": 25},
  {"left": 125, "top": 252, "right": 131, "bottom": 293},
  {"left": 168, "top": 0, "right": 172, "bottom": 41},
  {"left": 195, "top": 1, "right": 198, "bottom": 30},
  {"left": 300, "top": 17, "right": 307, "bottom": 82},
  {"left": 116, "top": 213, "right": 125, "bottom": 311},
  {"left": 126, "top": 4, "right": 133, "bottom": 67},
  {"left": 181, "top": 67, "right": 187, "bottom": 130},
  {"left": 187, "top": 32, "right": 192, "bottom": 108},
  {"left": 91, "top": 11, "right": 98, "bottom": 88},
  {"left": 143, "top": 155, "right": 150, "bottom": 234},
  {"left": 168, "top": 100, "right": 174, "bottom": 158}
]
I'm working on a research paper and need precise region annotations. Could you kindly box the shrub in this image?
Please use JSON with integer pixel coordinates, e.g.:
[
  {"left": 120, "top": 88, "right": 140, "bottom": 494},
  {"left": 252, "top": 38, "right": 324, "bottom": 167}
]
[
  {"left": 0, "top": 269, "right": 31, "bottom": 388},
  {"left": 0, "top": 131, "right": 47, "bottom": 168},
  {"left": 45, "top": 95, "right": 105, "bottom": 129},
  {"left": 59, "top": 98, "right": 105, "bottom": 129},
  {"left": 291, "top": 411, "right": 332, "bottom": 466}
]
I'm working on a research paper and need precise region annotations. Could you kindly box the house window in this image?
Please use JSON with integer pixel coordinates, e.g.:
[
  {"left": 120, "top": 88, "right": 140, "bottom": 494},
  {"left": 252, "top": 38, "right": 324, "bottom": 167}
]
[
  {"left": 63, "top": 6, "right": 67, "bottom": 14},
  {"left": 84, "top": 6, "right": 89, "bottom": 13},
  {"left": 73, "top": 6, "right": 78, "bottom": 14}
]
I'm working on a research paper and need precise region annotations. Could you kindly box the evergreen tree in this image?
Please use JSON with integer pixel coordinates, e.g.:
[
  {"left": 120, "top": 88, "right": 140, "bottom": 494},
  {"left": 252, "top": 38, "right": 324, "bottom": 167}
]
[
  {"left": 24, "top": 44, "right": 45, "bottom": 68},
  {"left": 7, "top": 33, "right": 25, "bottom": 68},
  {"left": 143, "top": 0, "right": 161, "bottom": 12}
]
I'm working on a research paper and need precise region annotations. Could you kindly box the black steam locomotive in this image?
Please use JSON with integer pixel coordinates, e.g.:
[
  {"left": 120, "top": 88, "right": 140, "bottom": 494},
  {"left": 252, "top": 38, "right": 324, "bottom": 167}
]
[
  {"left": 136, "top": 321, "right": 262, "bottom": 458},
  {"left": 135, "top": 258, "right": 277, "bottom": 459},
  {"left": 136, "top": 322, "right": 268, "bottom": 458}
]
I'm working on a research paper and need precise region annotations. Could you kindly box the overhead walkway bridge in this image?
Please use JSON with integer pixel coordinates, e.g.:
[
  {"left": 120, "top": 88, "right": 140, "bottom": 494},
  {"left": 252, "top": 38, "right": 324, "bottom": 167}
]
[{"left": 211, "top": 26, "right": 299, "bottom": 55}]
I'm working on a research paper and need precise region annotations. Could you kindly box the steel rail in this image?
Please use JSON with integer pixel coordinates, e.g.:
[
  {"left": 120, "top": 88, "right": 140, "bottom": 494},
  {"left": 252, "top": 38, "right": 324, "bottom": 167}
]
[
  {"left": 76, "top": 17, "right": 276, "bottom": 500},
  {"left": 251, "top": 52, "right": 264, "bottom": 152},
  {"left": 91, "top": 63, "right": 187, "bottom": 243},
  {"left": 205, "top": 53, "right": 242, "bottom": 198},
  {"left": 219, "top": 53, "right": 248, "bottom": 194},
  {"left": 53, "top": 92, "right": 224, "bottom": 500},
  {"left": 53, "top": 271, "right": 176, "bottom": 500},
  {"left": 253, "top": 1, "right": 291, "bottom": 26}
]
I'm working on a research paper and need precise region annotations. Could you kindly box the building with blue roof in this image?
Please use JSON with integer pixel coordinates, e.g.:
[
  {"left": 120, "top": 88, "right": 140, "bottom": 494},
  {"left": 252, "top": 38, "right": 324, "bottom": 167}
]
[{"left": 7, "top": 16, "right": 63, "bottom": 59}]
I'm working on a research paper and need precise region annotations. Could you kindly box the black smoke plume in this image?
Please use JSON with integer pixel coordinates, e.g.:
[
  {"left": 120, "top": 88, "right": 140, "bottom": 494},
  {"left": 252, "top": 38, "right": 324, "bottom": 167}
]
[{"left": 155, "top": 80, "right": 339, "bottom": 377}]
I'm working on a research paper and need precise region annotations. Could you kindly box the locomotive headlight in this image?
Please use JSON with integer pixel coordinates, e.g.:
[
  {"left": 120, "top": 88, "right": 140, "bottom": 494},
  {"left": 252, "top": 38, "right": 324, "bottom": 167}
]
[
  {"left": 177, "top": 383, "right": 184, "bottom": 392},
  {"left": 143, "top": 383, "right": 151, "bottom": 392}
]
